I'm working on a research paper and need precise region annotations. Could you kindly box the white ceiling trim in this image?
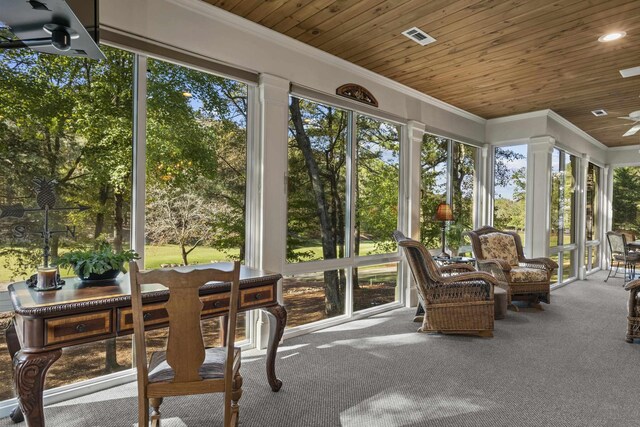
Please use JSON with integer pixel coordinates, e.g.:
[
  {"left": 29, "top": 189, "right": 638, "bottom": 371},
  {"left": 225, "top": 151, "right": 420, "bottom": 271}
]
[
  {"left": 486, "top": 110, "right": 549, "bottom": 124},
  {"left": 166, "top": 0, "right": 486, "bottom": 125},
  {"left": 607, "top": 144, "right": 640, "bottom": 152},
  {"left": 487, "top": 109, "right": 608, "bottom": 150},
  {"left": 546, "top": 110, "right": 608, "bottom": 151}
]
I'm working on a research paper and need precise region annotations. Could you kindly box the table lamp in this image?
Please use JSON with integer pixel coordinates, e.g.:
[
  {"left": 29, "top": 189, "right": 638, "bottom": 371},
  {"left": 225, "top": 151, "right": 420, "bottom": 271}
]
[{"left": 434, "top": 202, "right": 454, "bottom": 258}]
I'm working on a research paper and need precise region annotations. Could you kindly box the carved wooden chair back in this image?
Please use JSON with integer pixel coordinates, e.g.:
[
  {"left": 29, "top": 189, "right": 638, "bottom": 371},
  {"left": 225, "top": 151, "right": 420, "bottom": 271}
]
[{"left": 130, "top": 261, "right": 241, "bottom": 427}]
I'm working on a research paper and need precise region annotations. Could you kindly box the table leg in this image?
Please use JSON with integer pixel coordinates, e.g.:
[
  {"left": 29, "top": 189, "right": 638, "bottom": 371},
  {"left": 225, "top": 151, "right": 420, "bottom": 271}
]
[
  {"left": 218, "top": 315, "right": 229, "bottom": 347},
  {"left": 5, "top": 321, "right": 25, "bottom": 423},
  {"left": 262, "top": 304, "right": 287, "bottom": 392},
  {"left": 5, "top": 321, "right": 21, "bottom": 360},
  {"left": 13, "top": 349, "right": 61, "bottom": 427}
]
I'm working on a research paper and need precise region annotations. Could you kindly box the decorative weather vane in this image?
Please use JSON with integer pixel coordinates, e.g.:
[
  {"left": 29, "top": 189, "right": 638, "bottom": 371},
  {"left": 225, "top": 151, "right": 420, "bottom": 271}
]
[{"left": 0, "top": 177, "right": 89, "bottom": 267}]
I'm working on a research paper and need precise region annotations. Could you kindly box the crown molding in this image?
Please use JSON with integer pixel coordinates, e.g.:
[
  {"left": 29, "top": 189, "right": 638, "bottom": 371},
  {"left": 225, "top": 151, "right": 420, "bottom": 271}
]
[
  {"left": 487, "top": 109, "right": 608, "bottom": 151},
  {"left": 546, "top": 110, "right": 608, "bottom": 151},
  {"left": 486, "top": 110, "right": 549, "bottom": 124},
  {"left": 607, "top": 144, "right": 640, "bottom": 152},
  {"left": 166, "top": 0, "right": 486, "bottom": 125}
]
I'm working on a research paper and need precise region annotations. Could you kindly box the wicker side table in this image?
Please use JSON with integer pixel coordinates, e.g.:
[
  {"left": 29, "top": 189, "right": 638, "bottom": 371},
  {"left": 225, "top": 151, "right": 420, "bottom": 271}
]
[{"left": 494, "top": 287, "right": 508, "bottom": 320}]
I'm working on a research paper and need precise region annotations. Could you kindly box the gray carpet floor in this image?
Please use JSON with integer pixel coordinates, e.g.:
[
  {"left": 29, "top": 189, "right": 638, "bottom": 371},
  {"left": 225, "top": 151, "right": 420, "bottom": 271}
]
[{"left": 2, "top": 270, "right": 639, "bottom": 426}]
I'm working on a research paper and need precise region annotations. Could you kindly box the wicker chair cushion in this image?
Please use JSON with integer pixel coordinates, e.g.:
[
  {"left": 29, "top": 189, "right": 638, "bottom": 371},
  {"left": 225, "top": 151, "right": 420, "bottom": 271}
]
[
  {"left": 510, "top": 267, "right": 547, "bottom": 283},
  {"left": 479, "top": 233, "right": 519, "bottom": 266},
  {"left": 148, "top": 347, "right": 240, "bottom": 383}
]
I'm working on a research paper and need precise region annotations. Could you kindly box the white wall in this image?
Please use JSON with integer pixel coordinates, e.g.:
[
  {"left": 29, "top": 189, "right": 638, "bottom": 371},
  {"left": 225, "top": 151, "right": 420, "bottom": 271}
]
[{"left": 100, "top": 0, "right": 486, "bottom": 144}]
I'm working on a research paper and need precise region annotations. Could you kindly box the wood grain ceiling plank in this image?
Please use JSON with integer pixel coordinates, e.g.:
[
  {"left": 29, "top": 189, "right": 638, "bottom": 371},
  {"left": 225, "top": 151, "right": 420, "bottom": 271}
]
[
  {"left": 326, "top": 0, "right": 494, "bottom": 59},
  {"left": 272, "top": 0, "right": 338, "bottom": 35},
  {"left": 285, "top": 0, "right": 378, "bottom": 40},
  {"left": 417, "top": 37, "right": 640, "bottom": 101},
  {"left": 204, "top": 0, "right": 245, "bottom": 12},
  {"left": 372, "top": 0, "right": 636, "bottom": 79},
  {"left": 289, "top": 0, "right": 397, "bottom": 43},
  {"left": 393, "top": 12, "right": 640, "bottom": 93},
  {"left": 343, "top": 0, "right": 532, "bottom": 67},
  {"left": 445, "top": 79, "right": 639, "bottom": 110},
  {"left": 244, "top": 0, "right": 292, "bottom": 23},
  {"left": 375, "top": 0, "right": 637, "bottom": 78},
  {"left": 354, "top": 0, "right": 559, "bottom": 71},
  {"left": 228, "top": 0, "right": 267, "bottom": 15},
  {"left": 312, "top": 0, "right": 476, "bottom": 53},
  {"left": 255, "top": 2, "right": 317, "bottom": 28},
  {"left": 417, "top": 43, "right": 639, "bottom": 100}
]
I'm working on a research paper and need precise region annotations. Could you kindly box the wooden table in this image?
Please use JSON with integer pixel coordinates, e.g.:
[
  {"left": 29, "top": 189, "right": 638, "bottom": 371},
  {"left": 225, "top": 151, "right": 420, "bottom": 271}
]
[{"left": 5, "top": 263, "right": 285, "bottom": 427}]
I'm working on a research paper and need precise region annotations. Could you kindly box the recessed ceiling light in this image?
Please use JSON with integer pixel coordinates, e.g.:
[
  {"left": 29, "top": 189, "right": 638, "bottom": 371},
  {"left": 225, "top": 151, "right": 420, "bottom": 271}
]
[
  {"left": 591, "top": 109, "right": 607, "bottom": 117},
  {"left": 620, "top": 66, "right": 640, "bottom": 78},
  {"left": 598, "top": 31, "right": 626, "bottom": 42}
]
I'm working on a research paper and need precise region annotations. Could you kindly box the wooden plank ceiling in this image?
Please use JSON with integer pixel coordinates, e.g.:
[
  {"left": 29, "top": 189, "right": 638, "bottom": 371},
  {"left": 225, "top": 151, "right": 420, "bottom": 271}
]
[{"left": 205, "top": 0, "right": 640, "bottom": 147}]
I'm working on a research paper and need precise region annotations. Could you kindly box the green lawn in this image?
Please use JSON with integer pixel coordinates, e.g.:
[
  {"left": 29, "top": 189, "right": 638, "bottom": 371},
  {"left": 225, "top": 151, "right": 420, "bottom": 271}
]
[{"left": 0, "top": 241, "right": 393, "bottom": 288}]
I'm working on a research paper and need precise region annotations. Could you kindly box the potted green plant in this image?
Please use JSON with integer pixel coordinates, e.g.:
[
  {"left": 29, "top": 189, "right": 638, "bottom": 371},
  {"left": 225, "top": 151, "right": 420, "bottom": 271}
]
[{"left": 57, "top": 242, "right": 139, "bottom": 283}]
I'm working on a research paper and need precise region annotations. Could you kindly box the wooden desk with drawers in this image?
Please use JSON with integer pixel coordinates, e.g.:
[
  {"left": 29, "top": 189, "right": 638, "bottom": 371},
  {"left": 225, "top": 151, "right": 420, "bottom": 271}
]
[{"left": 5, "top": 263, "right": 286, "bottom": 427}]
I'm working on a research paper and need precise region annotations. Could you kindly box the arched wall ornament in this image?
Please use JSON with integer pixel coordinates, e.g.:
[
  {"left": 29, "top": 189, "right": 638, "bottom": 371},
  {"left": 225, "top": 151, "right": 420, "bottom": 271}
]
[{"left": 336, "top": 84, "right": 378, "bottom": 107}]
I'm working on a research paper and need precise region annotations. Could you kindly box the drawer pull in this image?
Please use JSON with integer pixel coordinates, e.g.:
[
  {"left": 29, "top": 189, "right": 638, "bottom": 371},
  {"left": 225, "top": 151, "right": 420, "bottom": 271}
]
[
  {"left": 143, "top": 313, "right": 152, "bottom": 321},
  {"left": 214, "top": 301, "right": 222, "bottom": 308},
  {"left": 75, "top": 323, "right": 87, "bottom": 333},
  {"left": 254, "top": 293, "right": 263, "bottom": 300}
]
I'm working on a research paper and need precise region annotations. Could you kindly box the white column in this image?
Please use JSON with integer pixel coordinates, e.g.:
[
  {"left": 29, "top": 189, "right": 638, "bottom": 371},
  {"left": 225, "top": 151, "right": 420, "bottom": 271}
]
[
  {"left": 577, "top": 154, "right": 589, "bottom": 279},
  {"left": 131, "top": 54, "right": 147, "bottom": 265},
  {"left": 603, "top": 165, "right": 613, "bottom": 270},
  {"left": 400, "top": 120, "right": 425, "bottom": 307},
  {"left": 477, "top": 145, "right": 492, "bottom": 227},
  {"left": 249, "top": 73, "right": 289, "bottom": 349},
  {"left": 525, "top": 136, "right": 555, "bottom": 258}
]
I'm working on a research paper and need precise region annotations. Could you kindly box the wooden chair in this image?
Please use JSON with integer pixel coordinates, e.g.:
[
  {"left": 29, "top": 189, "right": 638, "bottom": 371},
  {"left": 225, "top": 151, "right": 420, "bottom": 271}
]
[
  {"left": 130, "top": 261, "right": 243, "bottom": 427},
  {"left": 625, "top": 279, "right": 640, "bottom": 343},
  {"left": 465, "top": 226, "right": 558, "bottom": 309},
  {"left": 606, "top": 231, "right": 640, "bottom": 284},
  {"left": 393, "top": 231, "right": 499, "bottom": 337}
]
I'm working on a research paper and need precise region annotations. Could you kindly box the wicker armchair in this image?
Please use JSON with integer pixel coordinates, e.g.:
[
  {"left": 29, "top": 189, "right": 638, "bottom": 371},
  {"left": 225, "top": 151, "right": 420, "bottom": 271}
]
[
  {"left": 393, "top": 231, "right": 500, "bottom": 337},
  {"left": 625, "top": 279, "right": 640, "bottom": 343},
  {"left": 465, "top": 226, "right": 558, "bottom": 309}
]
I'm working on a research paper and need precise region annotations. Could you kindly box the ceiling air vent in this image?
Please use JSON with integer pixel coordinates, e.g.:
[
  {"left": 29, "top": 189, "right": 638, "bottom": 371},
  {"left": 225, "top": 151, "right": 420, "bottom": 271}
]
[
  {"left": 591, "top": 109, "right": 607, "bottom": 117},
  {"left": 402, "top": 27, "right": 436, "bottom": 46}
]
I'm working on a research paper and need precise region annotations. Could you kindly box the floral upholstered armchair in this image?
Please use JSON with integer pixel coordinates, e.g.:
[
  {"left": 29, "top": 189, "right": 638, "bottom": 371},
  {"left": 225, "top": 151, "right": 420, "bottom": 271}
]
[{"left": 465, "top": 226, "right": 558, "bottom": 309}]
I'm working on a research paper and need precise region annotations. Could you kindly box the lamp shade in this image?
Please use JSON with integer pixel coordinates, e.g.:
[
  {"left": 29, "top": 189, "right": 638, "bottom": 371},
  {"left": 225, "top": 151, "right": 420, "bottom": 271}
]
[{"left": 434, "top": 202, "right": 454, "bottom": 221}]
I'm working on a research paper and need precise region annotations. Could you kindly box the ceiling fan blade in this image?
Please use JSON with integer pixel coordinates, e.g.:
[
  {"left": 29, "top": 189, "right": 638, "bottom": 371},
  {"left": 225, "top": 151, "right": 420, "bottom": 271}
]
[
  {"left": 623, "top": 123, "right": 640, "bottom": 137},
  {"left": 618, "top": 116, "right": 637, "bottom": 121}
]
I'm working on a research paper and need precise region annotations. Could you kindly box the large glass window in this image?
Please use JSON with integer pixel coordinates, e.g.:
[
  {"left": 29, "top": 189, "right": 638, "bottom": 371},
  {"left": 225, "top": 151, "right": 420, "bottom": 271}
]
[
  {"left": 612, "top": 166, "right": 640, "bottom": 231},
  {"left": 286, "top": 96, "right": 401, "bottom": 326},
  {"left": 145, "top": 58, "right": 248, "bottom": 268},
  {"left": 493, "top": 145, "right": 527, "bottom": 244},
  {"left": 419, "top": 135, "right": 447, "bottom": 249},
  {"left": 420, "top": 134, "right": 476, "bottom": 255},
  {"left": 355, "top": 115, "right": 400, "bottom": 256},
  {"left": 550, "top": 148, "right": 578, "bottom": 283},
  {"left": 286, "top": 98, "right": 347, "bottom": 263},
  {"left": 0, "top": 46, "right": 134, "bottom": 398}
]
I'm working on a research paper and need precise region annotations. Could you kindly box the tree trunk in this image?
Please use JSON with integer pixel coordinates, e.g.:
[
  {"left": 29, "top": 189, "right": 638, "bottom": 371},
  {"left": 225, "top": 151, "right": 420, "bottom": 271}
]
[
  {"left": 94, "top": 185, "right": 110, "bottom": 239},
  {"left": 290, "top": 98, "right": 341, "bottom": 315},
  {"left": 113, "top": 192, "right": 124, "bottom": 251},
  {"left": 181, "top": 244, "right": 189, "bottom": 266}
]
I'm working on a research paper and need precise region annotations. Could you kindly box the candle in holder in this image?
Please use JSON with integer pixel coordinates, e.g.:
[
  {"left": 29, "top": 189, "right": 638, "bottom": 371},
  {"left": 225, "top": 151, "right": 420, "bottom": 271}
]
[{"left": 37, "top": 266, "right": 58, "bottom": 290}]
